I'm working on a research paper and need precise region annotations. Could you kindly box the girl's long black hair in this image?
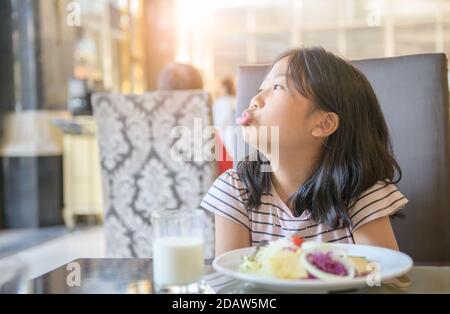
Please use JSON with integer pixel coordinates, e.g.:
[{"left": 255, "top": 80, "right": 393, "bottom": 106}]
[{"left": 237, "top": 47, "right": 402, "bottom": 229}]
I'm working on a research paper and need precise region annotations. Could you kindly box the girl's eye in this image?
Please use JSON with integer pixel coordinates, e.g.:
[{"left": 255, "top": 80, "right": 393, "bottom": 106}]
[{"left": 273, "top": 84, "right": 283, "bottom": 91}]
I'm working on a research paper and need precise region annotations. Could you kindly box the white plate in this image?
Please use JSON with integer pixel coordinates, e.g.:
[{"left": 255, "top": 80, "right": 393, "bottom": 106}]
[{"left": 212, "top": 243, "right": 413, "bottom": 293}]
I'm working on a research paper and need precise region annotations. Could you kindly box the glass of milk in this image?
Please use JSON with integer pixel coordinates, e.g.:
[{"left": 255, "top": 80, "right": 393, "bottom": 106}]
[{"left": 151, "top": 209, "right": 206, "bottom": 293}]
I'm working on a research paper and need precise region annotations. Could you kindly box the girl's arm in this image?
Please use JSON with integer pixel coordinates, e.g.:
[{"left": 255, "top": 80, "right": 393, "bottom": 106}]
[
  {"left": 352, "top": 216, "right": 399, "bottom": 251},
  {"left": 214, "top": 214, "right": 251, "bottom": 257}
]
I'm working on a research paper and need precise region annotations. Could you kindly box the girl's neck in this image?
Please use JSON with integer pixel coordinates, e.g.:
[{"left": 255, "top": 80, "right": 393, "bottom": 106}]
[{"left": 269, "top": 146, "right": 321, "bottom": 207}]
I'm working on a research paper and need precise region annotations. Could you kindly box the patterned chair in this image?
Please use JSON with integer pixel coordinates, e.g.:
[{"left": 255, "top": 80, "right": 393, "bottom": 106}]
[{"left": 92, "top": 91, "right": 217, "bottom": 258}]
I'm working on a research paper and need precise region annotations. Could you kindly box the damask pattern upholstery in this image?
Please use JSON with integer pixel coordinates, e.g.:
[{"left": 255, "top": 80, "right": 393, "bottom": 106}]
[{"left": 92, "top": 91, "right": 217, "bottom": 258}]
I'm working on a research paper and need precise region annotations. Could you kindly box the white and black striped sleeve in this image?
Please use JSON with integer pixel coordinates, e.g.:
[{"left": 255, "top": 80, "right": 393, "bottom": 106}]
[
  {"left": 200, "top": 170, "right": 250, "bottom": 230},
  {"left": 348, "top": 181, "right": 408, "bottom": 232}
]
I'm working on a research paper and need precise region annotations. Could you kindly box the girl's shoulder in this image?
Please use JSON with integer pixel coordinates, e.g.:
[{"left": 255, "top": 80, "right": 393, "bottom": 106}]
[
  {"left": 215, "top": 169, "right": 247, "bottom": 192},
  {"left": 200, "top": 169, "right": 251, "bottom": 230},
  {"left": 348, "top": 180, "right": 408, "bottom": 231}
]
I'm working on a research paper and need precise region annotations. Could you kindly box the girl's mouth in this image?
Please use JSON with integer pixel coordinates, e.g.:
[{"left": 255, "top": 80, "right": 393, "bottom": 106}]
[{"left": 236, "top": 110, "right": 252, "bottom": 126}]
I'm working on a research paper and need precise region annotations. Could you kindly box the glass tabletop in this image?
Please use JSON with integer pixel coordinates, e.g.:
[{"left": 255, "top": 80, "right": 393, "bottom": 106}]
[{"left": 28, "top": 259, "right": 450, "bottom": 294}]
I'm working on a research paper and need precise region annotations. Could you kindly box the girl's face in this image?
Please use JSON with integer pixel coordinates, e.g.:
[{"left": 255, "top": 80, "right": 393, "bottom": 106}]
[{"left": 242, "top": 56, "right": 329, "bottom": 154}]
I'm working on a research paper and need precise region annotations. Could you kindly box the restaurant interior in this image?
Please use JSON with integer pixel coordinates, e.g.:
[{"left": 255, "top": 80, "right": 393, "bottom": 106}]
[{"left": 0, "top": 0, "right": 450, "bottom": 295}]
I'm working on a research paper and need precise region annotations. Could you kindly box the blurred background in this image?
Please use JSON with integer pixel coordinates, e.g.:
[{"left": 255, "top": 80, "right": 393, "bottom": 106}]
[{"left": 0, "top": 0, "right": 450, "bottom": 280}]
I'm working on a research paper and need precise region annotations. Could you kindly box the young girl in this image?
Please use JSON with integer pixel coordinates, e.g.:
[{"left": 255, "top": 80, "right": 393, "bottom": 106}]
[{"left": 201, "top": 47, "right": 408, "bottom": 256}]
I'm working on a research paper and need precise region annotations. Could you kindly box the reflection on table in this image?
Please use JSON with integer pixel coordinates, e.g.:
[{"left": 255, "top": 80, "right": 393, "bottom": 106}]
[{"left": 29, "top": 259, "right": 450, "bottom": 294}]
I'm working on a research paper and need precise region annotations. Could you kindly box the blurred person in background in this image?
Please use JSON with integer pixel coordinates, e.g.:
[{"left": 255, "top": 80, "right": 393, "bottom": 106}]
[
  {"left": 157, "top": 63, "right": 232, "bottom": 174},
  {"left": 157, "top": 62, "right": 204, "bottom": 90}
]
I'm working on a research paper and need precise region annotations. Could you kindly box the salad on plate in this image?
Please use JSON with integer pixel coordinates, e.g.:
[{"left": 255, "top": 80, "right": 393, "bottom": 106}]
[{"left": 239, "top": 236, "right": 372, "bottom": 281}]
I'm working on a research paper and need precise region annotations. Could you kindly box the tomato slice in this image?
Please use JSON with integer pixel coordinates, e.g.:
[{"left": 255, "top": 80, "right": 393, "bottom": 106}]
[{"left": 291, "top": 235, "right": 304, "bottom": 247}]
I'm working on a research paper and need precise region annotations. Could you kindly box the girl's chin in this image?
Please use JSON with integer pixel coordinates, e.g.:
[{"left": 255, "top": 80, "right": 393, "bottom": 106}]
[
  {"left": 240, "top": 121, "right": 254, "bottom": 127},
  {"left": 241, "top": 122, "right": 261, "bottom": 130}
]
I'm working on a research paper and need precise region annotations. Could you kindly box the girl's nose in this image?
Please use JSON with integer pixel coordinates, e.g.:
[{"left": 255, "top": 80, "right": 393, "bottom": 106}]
[{"left": 249, "top": 96, "right": 264, "bottom": 110}]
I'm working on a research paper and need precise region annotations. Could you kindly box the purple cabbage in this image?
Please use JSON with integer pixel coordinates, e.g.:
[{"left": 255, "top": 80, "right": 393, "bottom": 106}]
[{"left": 307, "top": 252, "right": 348, "bottom": 276}]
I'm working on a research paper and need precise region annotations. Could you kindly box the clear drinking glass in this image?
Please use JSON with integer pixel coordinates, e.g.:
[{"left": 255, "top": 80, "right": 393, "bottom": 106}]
[{"left": 151, "top": 209, "right": 206, "bottom": 293}]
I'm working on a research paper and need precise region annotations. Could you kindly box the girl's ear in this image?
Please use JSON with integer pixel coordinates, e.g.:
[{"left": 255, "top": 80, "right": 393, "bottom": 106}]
[{"left": 311, "top": 112, "right": 340, "bottom": 138}]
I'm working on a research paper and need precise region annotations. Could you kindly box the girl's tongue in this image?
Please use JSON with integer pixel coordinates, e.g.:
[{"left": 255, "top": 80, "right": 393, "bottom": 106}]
[{"left": 236, "top": 111, "right": 251, "bottom": 126}]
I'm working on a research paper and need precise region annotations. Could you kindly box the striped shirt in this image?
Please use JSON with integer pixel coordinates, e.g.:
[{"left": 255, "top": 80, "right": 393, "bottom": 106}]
[{"left": 200, "top": 169, "right": 408, "bottom": 245}]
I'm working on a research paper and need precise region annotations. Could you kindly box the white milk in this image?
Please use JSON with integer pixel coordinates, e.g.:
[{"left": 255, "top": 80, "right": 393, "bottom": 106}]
[{"left": 153, "top": 236, "right": 204, "bottom": 286}]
